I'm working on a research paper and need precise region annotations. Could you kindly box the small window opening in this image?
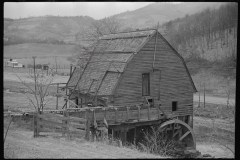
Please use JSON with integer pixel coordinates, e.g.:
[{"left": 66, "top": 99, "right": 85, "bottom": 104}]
[
  {"left": 75, "top": 97, "right": 79, "bottom": 108},
  {"left": 147, "top": 98, "right": 154, "bottom": 107},
  {"left": 172, "top": 101, "right": 177, "bottom": 111},
  {"left": 142, "top": 73, "right": 150, "bottom": 96}
]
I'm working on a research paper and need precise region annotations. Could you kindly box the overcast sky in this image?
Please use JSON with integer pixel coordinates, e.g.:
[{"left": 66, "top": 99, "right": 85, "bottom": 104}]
[{"left": 4, "top": 2, "right": 181, "bottom": 20}]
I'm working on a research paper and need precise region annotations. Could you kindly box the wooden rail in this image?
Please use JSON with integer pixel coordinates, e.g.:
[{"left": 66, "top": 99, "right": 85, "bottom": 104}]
[
  {"left": 33, "top": 111, "right": 90, "bottom": 140},
  {"left": 64, "top": 104, "right": 170, "bottom": 128}
]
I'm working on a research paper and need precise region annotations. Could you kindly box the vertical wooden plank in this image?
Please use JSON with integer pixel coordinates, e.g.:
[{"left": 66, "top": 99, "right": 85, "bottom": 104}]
[
  {"left": 157, "top": 105, "right": 160, "bottom": 119},
  {"left": 172, "top": 123, "right": 174, "bottom": 138},
  {"left": 65, "top": 111, "right": 69, "bottom": 138},
  {"left": 126, "top": 107, "right": 129, "bottom": 122},
  {"left": 123, "top": 130, "right": 127, "bottom": 144},
  {"left": 137, "top": 106, "right": 141, "bottom": 121},
  {"left": 62, "top": 112, "right": 65, "bottom": 137},
  {"left": 80, "top": 98, "right": 82, "bottom": 108},
  {"left": 95, "top": 88, "right": 97, "bottom": 107},
  {"left": 62, "top": 111, "right": 67, "bottom": 137},
  {"left": 36, "top": 113, "right": 39, "bottom": 137},
  {"left": 84, "top": 110, "right": 88, "bottom": 132},
  {"left": 56, "top": 83, "right": 59, "bottom": 110},
  {"left": 85, "top": 110, "right": 90, "bottom": 141},
  {"left": 134, "top": 127, "right": 136, "bottom": 145},
  {"left": 112, "top": 129, "right": 114, "bottom": 140},
  {"left": 147, "top": 105, "right": 150, "bottom": 120},
  {"left": 115, "top": 108, "right": 118, "bottom": 123},
  {"left": 158, "top": 70, "right": 161, "bottom": 100},
  {"left": 33, "top": 113, "right": 36, "bottom": 137},
  {"left": 86, "top": 120, "right": 90, "bottom": 141},
  {"left": 67, "top": 89, "right": 69, "bottom": 109}
]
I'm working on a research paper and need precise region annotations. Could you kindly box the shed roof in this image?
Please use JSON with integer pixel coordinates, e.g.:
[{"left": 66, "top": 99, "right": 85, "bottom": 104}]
[
  {"left": 67, "top": 30, "right": 155, "bottom": 96},
  {"left": 67, "top": 29, "right": 197, "bottom": 98}
]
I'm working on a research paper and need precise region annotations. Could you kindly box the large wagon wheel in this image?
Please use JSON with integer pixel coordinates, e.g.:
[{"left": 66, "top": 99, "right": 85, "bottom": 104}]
[{"left": 159, "top": 119, "right": 196, "bottom": 149}]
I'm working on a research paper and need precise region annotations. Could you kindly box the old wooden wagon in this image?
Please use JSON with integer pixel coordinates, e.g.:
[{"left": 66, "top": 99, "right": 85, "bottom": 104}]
[{"left": 61, "top": 29, "right": 197, "bottom": 149}]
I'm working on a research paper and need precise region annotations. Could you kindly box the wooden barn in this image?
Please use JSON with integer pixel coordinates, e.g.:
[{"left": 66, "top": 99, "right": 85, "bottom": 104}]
[{"left": 66, "top": 29, "right": 197, "bottom": 128}]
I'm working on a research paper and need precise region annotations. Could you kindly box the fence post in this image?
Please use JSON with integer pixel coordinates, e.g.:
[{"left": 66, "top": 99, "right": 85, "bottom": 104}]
[
  {"left": 85, "top": 110, "right": 90, "bottom": 141},
  {"left": 62, "top": 110, "right": 68, "bottom": 137},
  {"left": 65, "top": 111, "right": 69, "bottom": 139},
  {"left": 33, "top": 113, "right": 36, "bottom": 137},
  {"left": 56, "top": 83, "right": 59, "bottom": 110},
  {"left": 36, "top": 113, "right": 39, "bottom": 137}
]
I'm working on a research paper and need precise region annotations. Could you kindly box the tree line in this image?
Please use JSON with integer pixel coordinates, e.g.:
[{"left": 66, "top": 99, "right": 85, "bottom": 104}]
[
  {"left": 163, "top": 2, "right": 237, "bottom": 51},
  {"left": 4, "top": 36, "right": 66, "bottom": 46}
]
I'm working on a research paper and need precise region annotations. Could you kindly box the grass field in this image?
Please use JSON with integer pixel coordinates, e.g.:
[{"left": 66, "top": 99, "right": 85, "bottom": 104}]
[
  {"left": 4, "top": 57, "right": 72, "bottom": 72},
  {"left": 193, "top": 102, "right": 235, "bottom": 122},
  {"left": 4, "top": 43, "right": 78, "bottom": 58},
  {"left": 3, "top": 117, "right": 164, "bottom": 158},
  {"left": 191, "top": 70, "right": 236, "bottom": 98},
  {"left": 3, "top": 43, "right": 82, "bottom": 70}
]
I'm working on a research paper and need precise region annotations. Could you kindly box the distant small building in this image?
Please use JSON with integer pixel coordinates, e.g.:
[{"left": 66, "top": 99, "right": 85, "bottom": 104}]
[
  {"left": 7, "top": 59, "right": 23, "bottom": 68},
  {"left": 36, "top": 64, "right": 42, "bottom": 69},
  {"left": 27, "top": 64, "right": 49, "bottom": 70},
  {"left": 42, "top": 64, "right": 49, "bottom": 70}
]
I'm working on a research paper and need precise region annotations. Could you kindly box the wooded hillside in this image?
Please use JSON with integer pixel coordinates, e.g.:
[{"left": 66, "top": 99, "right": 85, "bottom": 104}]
[{"left": 161, "top": 2, "right": 237, "bottom": 77}]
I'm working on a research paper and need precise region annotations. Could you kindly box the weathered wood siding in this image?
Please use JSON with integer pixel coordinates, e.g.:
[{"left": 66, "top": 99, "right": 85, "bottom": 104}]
[
  {"left": 113, "top": 32, "right": 195, "bottom": 117},
  {"left": 70, "top": 91, "right": 106, "bottom": 107}
]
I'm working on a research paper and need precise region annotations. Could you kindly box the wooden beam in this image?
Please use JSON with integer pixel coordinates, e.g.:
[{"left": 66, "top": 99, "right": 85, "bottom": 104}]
[
  {"left": 56, "top": 83, "right": 59, "bottom": 110},
  {"left": 85, "top": 110, "right": 90, "bottom": 141},
  {"left": 152, "top": 29, "right": 158, "bottom": 70},
  {"left": 147, "top": 105, "right": 150, "bottom": 120},
  {"left": 137, "top": 106, "right": 141, "bottom": 121},
  {"left": 179, "top": 131, "right": 190, "bottom": 141},
  {"left": 115, "top": 108, "right": 118, "bottom": 123},
  {"left": 158, "top": 70, "right": 161, "bottom": 100},
  {"left": 157, "top": 105, "right": 160, "bottom": 119},
  {"left": 126, "top": 107, "right": 129, "bottom": 121}
]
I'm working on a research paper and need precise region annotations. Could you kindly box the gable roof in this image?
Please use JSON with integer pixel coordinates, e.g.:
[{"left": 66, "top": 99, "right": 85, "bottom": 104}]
[
  {"left": 67, "top": 29, "right": 197, "bottom": 98},
  {"left": 68, "top": 29, "right": 155, "bottom": 96}
]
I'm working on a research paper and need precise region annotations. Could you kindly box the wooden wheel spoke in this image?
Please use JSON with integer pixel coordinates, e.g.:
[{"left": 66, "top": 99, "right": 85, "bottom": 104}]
[
  {"left": 159, "top": 119, "right": 196, "bottom": 149},
  {"left": 173, "top": 127, "right": 182, "bottom": 138},
  {"left": 179, "top": 131, "right": 190, "bottom": 141}
]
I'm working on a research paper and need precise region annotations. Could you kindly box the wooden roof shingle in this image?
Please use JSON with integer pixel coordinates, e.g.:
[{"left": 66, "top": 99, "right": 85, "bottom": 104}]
[{"left": 67, "top": 30, "right": 154, "bottom": 96}]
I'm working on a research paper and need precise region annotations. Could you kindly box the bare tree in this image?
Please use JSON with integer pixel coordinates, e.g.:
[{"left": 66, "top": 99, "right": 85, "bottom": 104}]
[
  {"left": 15, "top": 69, "right": 55, "bottom": 113},
  {"left": 75, "top": 17, "right": 122, "bottom": 52},
  {"left": 89, "top": 17, "right": 122, "bottom": 40}
]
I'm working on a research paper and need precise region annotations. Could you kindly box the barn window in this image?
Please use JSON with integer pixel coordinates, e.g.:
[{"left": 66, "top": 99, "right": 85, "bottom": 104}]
[
  {"left": 172, "top": 101, "right": 177, "bottom": 111},
  {"left": 142, "top": 73, "right": 150, "bottom": 96}
]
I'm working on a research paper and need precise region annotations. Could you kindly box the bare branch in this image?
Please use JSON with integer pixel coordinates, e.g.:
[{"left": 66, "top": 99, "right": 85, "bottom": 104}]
[{"left": 14, "top": 73, "right": 40, "bottom": 109}]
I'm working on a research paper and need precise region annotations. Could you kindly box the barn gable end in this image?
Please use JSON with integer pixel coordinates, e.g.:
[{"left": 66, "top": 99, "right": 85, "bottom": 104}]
[
  {"left": 112, "top": 31, "right": 196, "bottom": 117},
  {"left": 67, "top": 29, "right": 196, "bottom": 117}
]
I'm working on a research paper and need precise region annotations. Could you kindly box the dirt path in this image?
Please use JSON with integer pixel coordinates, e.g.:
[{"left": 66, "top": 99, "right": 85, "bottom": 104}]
[
  {"left": 193, "top": 116, "right": 235, "bottom": 158},
  {"left": 196, "top": 142, "right": 234, "bottom": 158}
]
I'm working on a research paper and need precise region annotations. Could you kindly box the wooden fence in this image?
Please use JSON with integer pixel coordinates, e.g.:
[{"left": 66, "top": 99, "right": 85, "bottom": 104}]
[{"left": 33, "top": 111, "right": 90, "bottom": 140}]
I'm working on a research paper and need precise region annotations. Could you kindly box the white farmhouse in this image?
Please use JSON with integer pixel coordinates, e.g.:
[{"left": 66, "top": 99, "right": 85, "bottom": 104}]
[{"left": 7, "top": 59, "right": 23, "bottom": 68}]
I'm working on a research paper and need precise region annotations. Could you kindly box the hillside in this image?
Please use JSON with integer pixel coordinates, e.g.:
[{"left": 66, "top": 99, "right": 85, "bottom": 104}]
[
  {"left": 4, "top": 2, "right": 225, "bottom": 45},
  {"left": 4, "top": 16, "right": 94, "bottom": 44},
  {"left": 4, "top": 43, "right": 79, "bottom": 58},
  {"left": 160, "top": 3, "right": 237, "bottom": 77},
  {"left": 112, "top": 2, "right": 224, "bottom": 29}
]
